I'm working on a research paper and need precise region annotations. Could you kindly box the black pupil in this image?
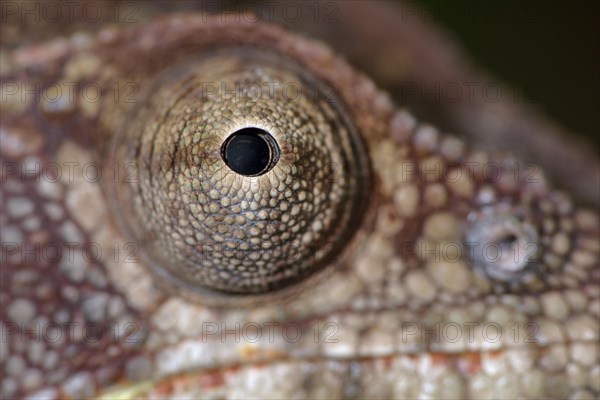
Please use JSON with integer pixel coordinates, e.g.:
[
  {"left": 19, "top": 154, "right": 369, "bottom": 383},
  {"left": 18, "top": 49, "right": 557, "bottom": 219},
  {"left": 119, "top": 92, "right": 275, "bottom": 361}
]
[{"left": 222, "top": 128, "right": 279, "bottom": 176}]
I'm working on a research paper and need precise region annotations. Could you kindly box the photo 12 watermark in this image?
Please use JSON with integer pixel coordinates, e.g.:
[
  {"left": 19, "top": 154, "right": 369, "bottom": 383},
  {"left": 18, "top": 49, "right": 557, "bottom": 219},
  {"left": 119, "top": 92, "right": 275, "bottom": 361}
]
[
  {"left": 400, "top": 321, "right": 539, "bottom": 345},
  {"left": 200, "top": 321, "right": 339, "bottom": 344},
  {"left": 2, "top": 320, "right": 143, "bottom": 345},
  {"left": 1, "top": 1, "right": 140, "bottom": 24},
  {"left": 1, "top": 240, "right": 140, "bottom": 265}
]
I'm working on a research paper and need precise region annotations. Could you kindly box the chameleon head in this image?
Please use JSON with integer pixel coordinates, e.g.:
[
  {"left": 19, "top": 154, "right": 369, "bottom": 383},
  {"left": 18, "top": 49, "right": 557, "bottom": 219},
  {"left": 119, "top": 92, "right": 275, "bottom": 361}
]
[
  {"left": 2, "top": 12, "right": 599, "bottom": 398},
  {"left": 106, "top": 49, "right": 371, "bottom": 301}
]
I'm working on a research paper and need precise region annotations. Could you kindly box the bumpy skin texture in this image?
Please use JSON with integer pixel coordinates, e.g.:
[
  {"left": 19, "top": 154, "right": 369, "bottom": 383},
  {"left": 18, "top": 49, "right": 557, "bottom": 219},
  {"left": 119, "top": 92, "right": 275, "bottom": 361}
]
[
  {"left": 1, "top": 15, "right": 599, "bottom": 400},
  {"left": 108, "top": 48, "right": 371, "bottom": 297}
]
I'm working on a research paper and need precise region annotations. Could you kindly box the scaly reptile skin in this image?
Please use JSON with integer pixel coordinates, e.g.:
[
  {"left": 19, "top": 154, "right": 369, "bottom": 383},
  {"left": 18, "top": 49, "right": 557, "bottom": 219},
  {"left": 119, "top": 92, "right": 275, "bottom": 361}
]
[{"left": 1, "top": 14, "right": 599, "bottom": 400}]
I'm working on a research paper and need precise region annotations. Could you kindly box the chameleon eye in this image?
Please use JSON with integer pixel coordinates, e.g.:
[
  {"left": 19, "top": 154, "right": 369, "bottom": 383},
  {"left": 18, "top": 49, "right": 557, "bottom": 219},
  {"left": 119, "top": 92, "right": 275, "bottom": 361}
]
[{"left": 106, "top": 50, "right": 371, "bottom": 300}]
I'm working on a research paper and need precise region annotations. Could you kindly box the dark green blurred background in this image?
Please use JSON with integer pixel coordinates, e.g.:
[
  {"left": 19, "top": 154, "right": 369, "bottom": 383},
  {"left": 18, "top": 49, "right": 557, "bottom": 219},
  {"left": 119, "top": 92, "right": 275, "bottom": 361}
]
[{"left": 417, "top": 0, "right": 599, "bottom": 149}]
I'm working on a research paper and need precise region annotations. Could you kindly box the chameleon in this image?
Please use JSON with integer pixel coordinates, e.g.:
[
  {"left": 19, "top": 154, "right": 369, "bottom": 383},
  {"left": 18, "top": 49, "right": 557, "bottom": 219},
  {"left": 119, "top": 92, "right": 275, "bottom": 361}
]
[{"left": 1, "top": 3, "right": 599, "bottom": 400}]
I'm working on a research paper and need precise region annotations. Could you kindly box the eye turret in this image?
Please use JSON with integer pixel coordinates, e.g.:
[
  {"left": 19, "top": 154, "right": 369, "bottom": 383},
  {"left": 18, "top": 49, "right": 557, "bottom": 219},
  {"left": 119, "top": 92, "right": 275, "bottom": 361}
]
[{"left": 106, "top": 49, "right": 372, "bottom": 300}]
